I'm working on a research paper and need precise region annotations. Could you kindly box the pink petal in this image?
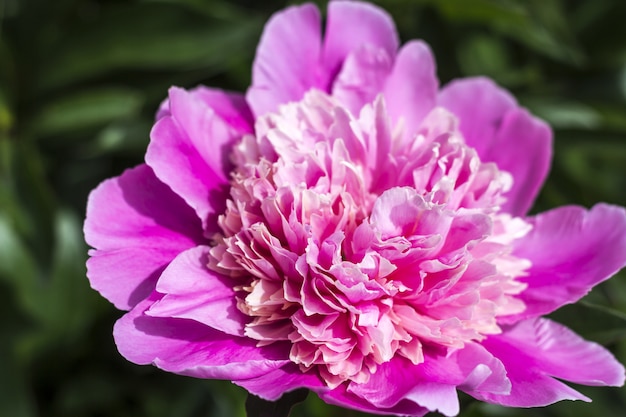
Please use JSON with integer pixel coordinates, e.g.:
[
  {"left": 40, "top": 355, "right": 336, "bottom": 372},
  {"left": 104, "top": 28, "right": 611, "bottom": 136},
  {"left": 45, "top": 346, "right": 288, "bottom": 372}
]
[
  {"left": 332, "top": 43, "right": 393, "bottom": 115},
  {"left": 383, "top": 40, "right": 438, "bottom": 140},
  {"left": 506, "top": 204, "right": 626, "bottom": 322},
  {"left": 478, "top": 318, "right": 625, "bottom": 407},
  {"left": 114, "top": 292, "right": 291, "bottom": 380},
  {"left": 146, "top": 246, "right": 247, "bottom": 336},
  {"left": 343, "top": 344, "right": 509, "bottom": 416},
  {"left": 320, "top": 384, "right": 430, "bottom": 417},
  {"left": 323, "top": 1, "right": 399, "bottom": 82},
  {"left": 234, "top": 364, "right": 326, "bottom": 401},
  {"left": 84, "top": 164, "right": 204, "bottom": 309},
  {"left": 347, "top": 357, "right": 459, "bottom": 417},
  {"left": 246, "top": 3, "right": 323, "bottom": 117},
  {"left": 438, "top": 77, "right": 552, "bottom": 216},
  {"left": 156, "top": 86, "right": 253, "bottom": 132},
  {"left": 147, "top": 87, "right": 241, "bottom": 233}
]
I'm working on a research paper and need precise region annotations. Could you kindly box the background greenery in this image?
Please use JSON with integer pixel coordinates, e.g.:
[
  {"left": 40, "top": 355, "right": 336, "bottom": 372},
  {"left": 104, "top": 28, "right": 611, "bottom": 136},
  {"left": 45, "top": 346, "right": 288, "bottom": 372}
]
[{"left": 1, "top": 0, "right": 626, "bottom": 416}]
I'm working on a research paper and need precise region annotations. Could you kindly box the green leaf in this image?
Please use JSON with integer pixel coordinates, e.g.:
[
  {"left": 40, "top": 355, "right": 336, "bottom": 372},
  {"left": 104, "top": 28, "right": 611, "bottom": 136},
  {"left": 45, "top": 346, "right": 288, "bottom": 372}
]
[
  {"left": 31, "top": 88, "right": 144, "bottom": 137},
  {"left": 38, "top": 3, "right": 262, "bottom": 91},
  {"left": 522, "top": 98, "right": 602, "bottom": 130},
  {"left": 549, "top": 301, "right": 626, "bottom": 345},
  {"left": 420, "top": 0, "right": 584, "bottom": 65},
  {"left": 17, "top": 209, "right": 104, "bottom": 358},
  {"left": 245, "top": 389, "right": 308, "bottom": 417}
]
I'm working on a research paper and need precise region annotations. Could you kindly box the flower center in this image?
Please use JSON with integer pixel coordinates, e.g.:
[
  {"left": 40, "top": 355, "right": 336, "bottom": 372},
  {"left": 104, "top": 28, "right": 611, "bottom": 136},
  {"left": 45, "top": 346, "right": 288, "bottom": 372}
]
[{"left": 208, "top": 90, "right": 530, "bottom": 387}]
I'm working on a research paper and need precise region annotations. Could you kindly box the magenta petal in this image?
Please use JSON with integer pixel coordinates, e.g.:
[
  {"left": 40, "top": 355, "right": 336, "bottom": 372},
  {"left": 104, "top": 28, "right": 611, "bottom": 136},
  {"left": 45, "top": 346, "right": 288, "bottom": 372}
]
[
  {"left": 84, "top": 164, "right": 203, "bottom": 309},
  {"left": 346, "top": 357, "right": 459, "bottom": 417},
  {"left": 323, "top": 1, "right": 398, "bottom": 83},
  {"left": 246, "top": 3, "right": 322, "bottom": 117},
  {"left": 114, "top": 292, "right": 291, "bottom": 380},
  {"left": 147, "top": 87, "right": 241, "bottom": 233},
  {"left": 342, "top": 344, "right": 509, "bottom": 417},
  {"left": 155, "top": 86, "right": 253, "bottom": 132},
  {"left": 146, "top": 246, "right": 247, "bottom": 336},
  {"left": 438, "top": 77, "right": 552, "bottom": 216},
  {"left": 234, "top": 364, "right": 325, "bottom": 401},
  {"left": 188, "top": 87, "right": 254, "bottom": 134},
  {"left": 506, "top": 204, "right": 626, "bottom": 322},
  {"left": 479, "top": 318, "right": 625, "bottom": 407},
  {"left": 383, "top": 40, "right": 438, "bottom": 139},
  {"left": 320, "top": 384, "right": 429, "bottom": 417}
]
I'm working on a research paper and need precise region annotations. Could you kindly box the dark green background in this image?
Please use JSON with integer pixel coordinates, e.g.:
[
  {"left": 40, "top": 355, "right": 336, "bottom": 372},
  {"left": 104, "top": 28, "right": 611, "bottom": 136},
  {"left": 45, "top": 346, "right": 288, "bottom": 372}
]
[{"left": 1, "top": 0, "right": 626, "bottom": 416}]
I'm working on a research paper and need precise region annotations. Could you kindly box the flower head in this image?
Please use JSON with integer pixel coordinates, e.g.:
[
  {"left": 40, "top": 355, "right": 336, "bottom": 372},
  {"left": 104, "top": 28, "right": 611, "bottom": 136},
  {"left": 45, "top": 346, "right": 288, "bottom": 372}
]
[{"left": 85, "top": 2, "right": 626, "bottom": 416}]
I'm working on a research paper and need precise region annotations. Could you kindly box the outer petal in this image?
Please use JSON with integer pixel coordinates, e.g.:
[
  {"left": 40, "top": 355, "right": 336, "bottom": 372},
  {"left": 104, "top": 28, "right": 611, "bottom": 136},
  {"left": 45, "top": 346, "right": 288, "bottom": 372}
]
[
  {"left": 438, "top": 77, "right": 552, "bottom": 216},
  {"left": 383, "top": 40, "right": 438, "bottom": 140},
  {"left": 234, "top": 364, "right": 326, "bottom": 401},
  {"left": 84, "top": 164, "right": 204, "bottom": 310},
  {"left": 114, "top": 292, "right": 291, "bottom": 380},
  {"left": 323, "top": 1, "right": 399, "bottom": 82},
  {"left": 505, "top": 204, "right": 626, "bottom": 322},
  {"left": 246, "top": 3, "right": 323, "bottom": 117},
  {"left": 156, "top": 86, "right": 254, "bottom": 133},
  {"left": 331, "top": 344, "right": 509, "bottom": 417},
  {"left": 320, "top": 384, "right": 430, "bottom": 417},
  {"left": 346, "top": 357, "right": 459, "bottom": 417},
  {"left": 146, "top": 246, "right": 248, "bottom": 336},
  {"left": 478, "top": 318, "right": 625, "bottom": 407},
  {"left": 147, "top": 87, "right": 240, "bottom": 234}
]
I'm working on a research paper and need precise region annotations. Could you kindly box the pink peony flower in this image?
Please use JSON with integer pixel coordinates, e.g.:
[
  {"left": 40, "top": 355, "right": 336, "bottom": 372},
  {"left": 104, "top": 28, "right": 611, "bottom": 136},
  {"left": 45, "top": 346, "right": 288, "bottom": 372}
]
[{"left": 84, "top": 2, "right": 626, "bottom": 416}]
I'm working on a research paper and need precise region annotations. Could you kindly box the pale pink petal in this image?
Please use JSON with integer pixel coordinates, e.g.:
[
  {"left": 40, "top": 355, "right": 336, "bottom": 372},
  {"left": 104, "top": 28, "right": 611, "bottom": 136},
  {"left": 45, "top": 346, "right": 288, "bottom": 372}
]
[
  {"left": 383, "top": 40, "right": 438, "bottom": 139},
  {"left": 234, "top": 364, "right": 326, "bottom": 401},
  {"left": 114, "top": 292, "right": 291, "bottom": 380},
  {"left": 478, "top": 318, "right": 625, "bottom": 406},
  {"left": 323, "top": 1, "right": 398, "bottom": 82},
  {"left": 438, "top": 77, "right": 552, "bottom": 216},
  {"left": 246, "top": 3, "right": 323, "bottom": 117},
  {"left": 147, "top": 87, "right": 242, "bottom": 233},
  {"left": 489, "top": 108, "right": 552, "bottom": 215},
  {"left": 505, "top": 204, "right": 626, "bottom": 322},
  {"left": 146, "top": 246, "right": 247, "bottom": 336},
  {"left": 84, "top": 164, "right": 204, "bottom": 309},
  {"left": 438, "top": 77, "right": 517, "bottom": 156}
]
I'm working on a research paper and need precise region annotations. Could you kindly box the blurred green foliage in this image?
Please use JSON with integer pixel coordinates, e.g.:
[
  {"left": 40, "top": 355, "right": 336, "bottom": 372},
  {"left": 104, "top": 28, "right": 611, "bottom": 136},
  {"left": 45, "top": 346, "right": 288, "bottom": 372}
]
[{"left": 1, "top": 0, "right": 625, "bottom": 416}]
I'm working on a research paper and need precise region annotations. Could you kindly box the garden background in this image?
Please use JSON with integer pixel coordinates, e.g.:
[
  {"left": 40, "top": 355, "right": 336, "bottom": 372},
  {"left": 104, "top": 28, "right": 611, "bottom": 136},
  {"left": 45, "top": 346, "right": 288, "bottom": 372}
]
[{"left": 1, "top": 0, "right": 626, "bottom": 416}]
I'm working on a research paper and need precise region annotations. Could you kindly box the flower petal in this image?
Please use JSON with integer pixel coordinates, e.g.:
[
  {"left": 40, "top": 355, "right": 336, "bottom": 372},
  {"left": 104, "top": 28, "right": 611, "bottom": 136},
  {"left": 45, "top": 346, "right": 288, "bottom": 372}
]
[
  {"left": 114, "top": 292, "right": 291, "bottom": 380},
  {"left": 234, "top": 363, "right": 326, "bottom": 401},
  {"left": 146, "top": 246, "right": 247, "bottom": 336},
  {"left": 320, "top": 384, "right": 430, "bottom": 417},
  {"left": 246, "top": 3, "right": 323, "bottom": 117},
  {"left": 323, "top": 1, "right": 398, "bottom": 82},
  {"left": 147, "top": 87, "right": 240, "bottom": 233},
  {"left": 478, "top": 318, "right": 624, "bottom": 407},
  {"left": 506, "top": 204, "right": 626, "bottom": 321},
  {"left": 342, "top": 343, "right": 509, "bottom": 417},
  {"left": 346, "top": 357, "right": 460, "bottom": 417},
  {"left": 84, "top": 164, "right": 203, "bottom": 309},
  {"left": 332, "top": 43, "right": 393, "bottom": 115},
  {"left": 383, "top": 40, "right": 438, "bottom": 139},
  {"left": 156, "top": 86, "right": 253, "bottom": 133},
  {"left": 438, "top": 77, "right": 552, "bottom": 216}
]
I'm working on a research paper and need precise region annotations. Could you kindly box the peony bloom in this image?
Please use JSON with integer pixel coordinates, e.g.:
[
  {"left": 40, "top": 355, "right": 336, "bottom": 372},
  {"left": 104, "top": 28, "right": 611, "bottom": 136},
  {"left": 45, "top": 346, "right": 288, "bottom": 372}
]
[{"left": 84, "top": 2, "right": 626, "bottom": 416}]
